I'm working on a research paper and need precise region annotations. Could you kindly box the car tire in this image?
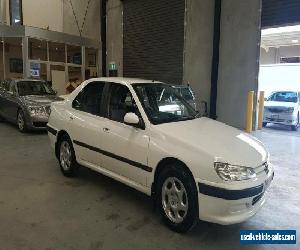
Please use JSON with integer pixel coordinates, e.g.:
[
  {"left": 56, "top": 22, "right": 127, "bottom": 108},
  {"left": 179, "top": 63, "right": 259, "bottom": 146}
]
[
  {"left": 17, "top": 110, "right": 28, "bottom": 133},
  {"left": 262, "top": 122, "right": 267, "bottom": 127},
  {"left": 291, "top": 113, "right": 299, "bottom": 131},
  {"left": 57, "top": 134, "right": 78, "bottom": 177},
  {"left": 156, "top": 163, "right": 198, "bottom": 233}
]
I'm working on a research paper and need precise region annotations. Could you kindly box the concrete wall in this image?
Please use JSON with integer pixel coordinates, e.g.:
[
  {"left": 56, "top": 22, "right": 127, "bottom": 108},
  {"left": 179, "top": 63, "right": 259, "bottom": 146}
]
[
  {"left": 216, "top": 0, "right": 262, "bottom": 129},
  {"left": 0, "top": 0, "right": 10, "bottom": 24},
  {"left": 183, "top": 0, "right": 215, "bottom": 112},
  {"left": 0, "top": 0, "right": 100, "bottom": 41},
  {"left": 63, "top": 0, "right": 100, "bottom": 41},
  {"left": 260, "top": 45, "right": 300, "bottom": 64},
  {"left": 23, "top": 0, "right": 63, "bottom": 32},
  {"left": 106, "top": 0, "right": 123, "bottom": 76}
]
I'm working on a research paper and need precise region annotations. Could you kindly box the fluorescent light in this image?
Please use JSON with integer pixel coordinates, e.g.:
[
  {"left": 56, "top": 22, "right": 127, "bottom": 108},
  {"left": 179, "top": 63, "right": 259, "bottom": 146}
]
[
  {"left": 262, "top": 25, "right": 300, "bottom": 35},
  {"left": 292, "top": 39, "right": 299, "bottom": 43}
]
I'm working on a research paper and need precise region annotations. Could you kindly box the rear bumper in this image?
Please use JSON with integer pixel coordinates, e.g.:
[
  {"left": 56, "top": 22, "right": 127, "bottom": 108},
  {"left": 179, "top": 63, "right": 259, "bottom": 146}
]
[{"left": 196, "top": 171, "right": 274, "bottom": 225}]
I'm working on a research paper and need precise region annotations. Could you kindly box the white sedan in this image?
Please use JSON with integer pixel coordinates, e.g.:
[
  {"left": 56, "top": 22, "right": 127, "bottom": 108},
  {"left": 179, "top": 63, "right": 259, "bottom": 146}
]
[{"left": 47, "top": 77, "right": 274, "bottom": 233}]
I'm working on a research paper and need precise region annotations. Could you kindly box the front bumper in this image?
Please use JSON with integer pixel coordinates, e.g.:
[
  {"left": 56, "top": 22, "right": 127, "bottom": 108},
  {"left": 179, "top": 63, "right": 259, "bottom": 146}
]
[
  {"left": 196, "top": 171, "right": 274, "bottom": 225},
  {"left": 264, "top": 112, "right": 298, "bottom": 126},
  {"left": 24, "top": 113, "right": 49, "bottom": 130}
]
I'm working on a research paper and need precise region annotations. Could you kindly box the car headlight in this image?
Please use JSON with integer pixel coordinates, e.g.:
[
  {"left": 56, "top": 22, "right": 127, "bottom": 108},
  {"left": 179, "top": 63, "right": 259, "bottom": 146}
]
[
  {"left": 284, "top": 107, "right": 294, "bottom": 113},
  {"left": 214, "top": 162, "right": 256, "bottom": 181},
  {"left": 28, "top": 106, "right": 48, "bottom": 116}
]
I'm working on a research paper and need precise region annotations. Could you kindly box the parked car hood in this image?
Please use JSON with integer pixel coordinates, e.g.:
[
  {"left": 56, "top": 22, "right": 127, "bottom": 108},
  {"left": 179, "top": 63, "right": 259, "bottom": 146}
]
[
  {"left": 155, "top": 117, "right": 268, "bottom": 167},
  {"left": 265, "top": 101, "right": 297, "bottom": 108},
  {"left": 21, "top": 95, "right": 64, "bottom": 106}
]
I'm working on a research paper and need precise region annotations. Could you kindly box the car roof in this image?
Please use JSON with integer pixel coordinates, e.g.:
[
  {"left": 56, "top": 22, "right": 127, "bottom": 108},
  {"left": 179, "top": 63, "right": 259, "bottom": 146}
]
[{"left": 87, "top": 77, "right": 163, "bottom": 86}]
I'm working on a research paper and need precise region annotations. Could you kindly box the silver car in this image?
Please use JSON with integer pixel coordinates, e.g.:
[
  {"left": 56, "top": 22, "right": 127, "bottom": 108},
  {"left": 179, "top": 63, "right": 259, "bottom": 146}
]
[
  {"left": 0, "top": 79, "right": 62, "bottom": 132},
  {"left": 263, "top": 91, "right": 300, "bottom": 131}
]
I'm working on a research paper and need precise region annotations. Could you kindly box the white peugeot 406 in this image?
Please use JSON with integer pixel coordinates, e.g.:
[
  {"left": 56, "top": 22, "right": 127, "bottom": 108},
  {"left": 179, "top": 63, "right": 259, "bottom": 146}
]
[{"left": 47, "top": 77, "right": 274, "bottom": 233}]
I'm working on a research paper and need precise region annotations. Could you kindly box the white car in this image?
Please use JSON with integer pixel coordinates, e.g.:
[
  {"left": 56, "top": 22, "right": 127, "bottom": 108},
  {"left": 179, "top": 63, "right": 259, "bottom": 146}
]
[
  {"left": 263, "top": 91, "right": 300, "bottom": 131},
  {"left": 47, "top": 77, "right": 274, "bottom": 233}
]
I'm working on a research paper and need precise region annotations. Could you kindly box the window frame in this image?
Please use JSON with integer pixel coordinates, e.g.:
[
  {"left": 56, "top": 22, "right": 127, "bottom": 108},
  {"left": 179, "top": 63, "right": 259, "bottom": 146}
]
[
  {"left": 72, "top": 81, "right": 107, "bottom": 117},
  {"left": 9, "top": 0, "right": 23, "bottom": 26},
  {"left": 103, "top": 82, "right": 145, "bottom": 129}
]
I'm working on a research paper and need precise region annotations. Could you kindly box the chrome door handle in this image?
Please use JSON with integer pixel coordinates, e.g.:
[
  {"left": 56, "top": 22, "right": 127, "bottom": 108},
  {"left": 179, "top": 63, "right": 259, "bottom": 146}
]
[{"left": 103, "top": 127, "right": 110, "bottom": 132}]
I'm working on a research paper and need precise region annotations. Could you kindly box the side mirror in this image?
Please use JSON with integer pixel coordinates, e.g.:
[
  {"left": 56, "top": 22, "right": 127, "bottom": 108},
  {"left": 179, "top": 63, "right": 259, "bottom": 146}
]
[{"left": 124, "top": 112, "right": 140, "bottom": 126}]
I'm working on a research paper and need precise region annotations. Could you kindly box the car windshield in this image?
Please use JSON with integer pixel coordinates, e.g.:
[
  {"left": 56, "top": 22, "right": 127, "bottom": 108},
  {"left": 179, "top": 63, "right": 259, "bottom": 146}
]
[
  {"left": 268, "top": 91, "right": 298, "bottom": 103},
  {"left": 173, "top": 87, "right": 194, "bottom": 101},
  {"left": 17, "top": 81, "right": 55, "bottom": 96},
  {"left": 133, "top": 83, "right": 197, "bottom": 125}
]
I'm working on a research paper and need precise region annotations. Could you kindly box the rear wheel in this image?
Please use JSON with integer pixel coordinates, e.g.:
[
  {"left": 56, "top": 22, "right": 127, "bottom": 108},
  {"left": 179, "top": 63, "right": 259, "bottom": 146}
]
[
  {"left": 156, "top": 163, "right": 198, "bottom": 233},
  {"left": 17, "top": 110, "right": 27, "bottom": 133},
  {"left": 58, "top": 134, "right": 78, "bottom": 177}
]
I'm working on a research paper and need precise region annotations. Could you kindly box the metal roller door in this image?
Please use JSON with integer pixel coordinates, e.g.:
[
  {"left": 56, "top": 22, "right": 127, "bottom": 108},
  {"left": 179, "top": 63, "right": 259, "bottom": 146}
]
[
  {"left": 262, "top": 0, "right": 300, "bottom": 28},
  {"left": 123, "top": 0, "right": 185, "bottom": 84}
]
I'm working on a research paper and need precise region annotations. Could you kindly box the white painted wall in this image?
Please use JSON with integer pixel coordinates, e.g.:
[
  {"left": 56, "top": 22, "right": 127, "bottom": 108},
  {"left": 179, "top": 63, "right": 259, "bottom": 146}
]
[
  {"left": 259, "top": 64, "right": 300, "bottom": 98},
  {"left": 260, "top": 45, "right": 300, "bottom": 65},
  {"left": 23, "top": 0, "right": 63, "bottom": 31}
]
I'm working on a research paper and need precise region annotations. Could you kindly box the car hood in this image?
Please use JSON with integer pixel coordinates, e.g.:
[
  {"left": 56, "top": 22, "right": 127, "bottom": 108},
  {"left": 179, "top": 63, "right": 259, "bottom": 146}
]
[
  {"left": 265, "top": 101, "right": 297, "bottom": 108},
  {"left": 155, "top": 117, "right": 268, "bottom": 167},
  {"left": 21, "top": 95, "right": 64, "bottom": 106}
]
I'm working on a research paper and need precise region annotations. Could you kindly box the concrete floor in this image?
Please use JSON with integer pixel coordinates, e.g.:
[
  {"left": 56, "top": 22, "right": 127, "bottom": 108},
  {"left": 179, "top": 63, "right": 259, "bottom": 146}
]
[{"left": 0, "top": 122, "right": 299, "bottom": 250}]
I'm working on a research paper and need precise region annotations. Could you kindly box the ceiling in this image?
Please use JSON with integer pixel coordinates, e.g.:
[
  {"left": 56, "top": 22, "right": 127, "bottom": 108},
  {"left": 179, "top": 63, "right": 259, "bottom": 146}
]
[{"left": 261, "top": 25, "right": 300, "bottom": 48}]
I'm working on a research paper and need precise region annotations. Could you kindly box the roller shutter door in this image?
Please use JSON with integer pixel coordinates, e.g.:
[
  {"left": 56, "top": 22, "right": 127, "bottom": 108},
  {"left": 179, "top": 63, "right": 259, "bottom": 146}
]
[
  {"left": 262, "top": 0, "right": 300, "bottom": 28},
  {"left": 123, "top": 0, "right": 185, "bottom": 84}
]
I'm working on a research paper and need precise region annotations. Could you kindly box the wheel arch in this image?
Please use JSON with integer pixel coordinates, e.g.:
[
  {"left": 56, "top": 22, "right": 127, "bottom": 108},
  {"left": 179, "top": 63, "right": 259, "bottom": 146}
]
[
  {"left": 151, "top": 157, "right": 196, "bottom": 197},
  {"left": 55, "top": 130, "right": 71, "bottom": 159}
]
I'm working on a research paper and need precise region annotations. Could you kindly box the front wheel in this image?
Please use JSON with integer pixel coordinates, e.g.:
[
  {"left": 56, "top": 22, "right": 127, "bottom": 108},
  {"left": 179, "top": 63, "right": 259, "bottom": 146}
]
[
  {"left": 291, "top": 113, "right": 299, "bottom": 131},
  {"left": 58, "top": 135, "right": 78, "bottom": 177},
  {"left": 17, "top": 110, "right": 27, "bottom": 133},
  {"left": 262, "top": 122, "right": 267, "bottom": 127},
  {"left": 156, "top": 163, "right": 198, "bottom": 233}
]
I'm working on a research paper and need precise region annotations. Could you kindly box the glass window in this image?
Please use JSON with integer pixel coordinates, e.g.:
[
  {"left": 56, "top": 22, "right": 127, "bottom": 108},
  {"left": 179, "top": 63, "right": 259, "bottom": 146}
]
[
  {"left": 72, "top": 82, "right": 105, "bottom": 116},
  {"left": 268, "top": 92, "right": 298, "bottom": 103},
  {"left": 49, "top": 42, "right": 65, "bottom": 62},
  {"left": 67, "top": 45, "right": 81, "bottom": 65},
  {"left": 107, "top": 83, "right": 138, "bottom": 123},
  {"left": 29, "top": 38, "right": 47, "bottom": 61},
  {"left": 17, "top": 81, "right": 55, "bottom": 96},
  {"left": 85, "top": 48, "right": 98, "bottom": 79},
  {"left": 133, "top": 83, "right": 197, "bottom": 125},
  {"left": 10, "top": 0, "right": 23, "bottom": 25},
  {"left": 5, "top": 37, "right": 23, "bottom": 79}
]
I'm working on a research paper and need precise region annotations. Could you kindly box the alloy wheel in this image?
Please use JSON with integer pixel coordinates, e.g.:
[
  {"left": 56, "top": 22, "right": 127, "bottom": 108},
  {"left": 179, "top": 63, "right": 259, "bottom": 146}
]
[
  {"left": 161, "top": 177, "right": 189, "bottom": 224},
  {"left": 60, "top": 141, "right": 72, "bottom": 171},
  {"left": 18, "top": 112, "right": 25, "bottom": 131}
]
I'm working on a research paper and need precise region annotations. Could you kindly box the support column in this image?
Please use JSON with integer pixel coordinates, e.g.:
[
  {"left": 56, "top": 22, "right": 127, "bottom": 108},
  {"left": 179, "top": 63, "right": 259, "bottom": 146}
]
[{"left": 22, "top": 37, "right": 29, "bottom": 78}]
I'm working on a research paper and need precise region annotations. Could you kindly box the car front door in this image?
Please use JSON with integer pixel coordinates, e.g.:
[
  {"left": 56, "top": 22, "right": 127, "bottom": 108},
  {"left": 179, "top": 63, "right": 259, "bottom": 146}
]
[
  {"left": 0, "top": 82, "right": 19, "bottom": 122},
  {"left": 67, "top": 81, "right": 107, "bottom": 167},
  {"left": 99, "top": 82, "right": 150, "bottom": 186}
]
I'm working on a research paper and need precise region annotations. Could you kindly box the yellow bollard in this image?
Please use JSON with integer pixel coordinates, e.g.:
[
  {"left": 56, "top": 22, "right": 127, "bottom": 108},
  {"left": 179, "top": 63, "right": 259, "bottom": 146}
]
[
  {"left": 257, "top": 91, "right": 265, "bottom": 130},
  {"left": 246, "top": 91, "right": 254, "bottom": 133}
]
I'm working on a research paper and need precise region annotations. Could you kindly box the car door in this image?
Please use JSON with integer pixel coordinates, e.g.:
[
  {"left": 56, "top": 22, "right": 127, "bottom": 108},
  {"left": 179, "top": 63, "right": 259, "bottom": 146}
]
[
  {"left": 0, "top": 81, "right": 18, "bottom": 122},
  {"left": 99, "top": 82, "right": 150, "bottom": 186},
  {"left": 67, "top": 81, "right": 107, "bottom": 167}
]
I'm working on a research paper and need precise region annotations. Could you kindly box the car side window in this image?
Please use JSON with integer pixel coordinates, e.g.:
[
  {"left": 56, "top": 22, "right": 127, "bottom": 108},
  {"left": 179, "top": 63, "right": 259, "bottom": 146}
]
[
  {"left": 107, "top": 83, "right": 138, "bottom": 123},
  {"left": 72, "top": 81, "right": 105, "bottom": 116}
]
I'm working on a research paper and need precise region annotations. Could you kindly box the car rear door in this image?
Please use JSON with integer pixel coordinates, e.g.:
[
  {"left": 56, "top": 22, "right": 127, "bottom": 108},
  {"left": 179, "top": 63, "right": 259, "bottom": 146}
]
[{"left": 99, "top": 82, "right": 150, "bottom": 186}]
